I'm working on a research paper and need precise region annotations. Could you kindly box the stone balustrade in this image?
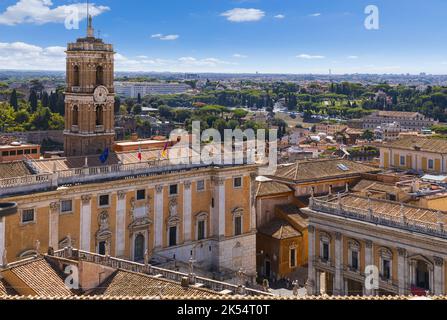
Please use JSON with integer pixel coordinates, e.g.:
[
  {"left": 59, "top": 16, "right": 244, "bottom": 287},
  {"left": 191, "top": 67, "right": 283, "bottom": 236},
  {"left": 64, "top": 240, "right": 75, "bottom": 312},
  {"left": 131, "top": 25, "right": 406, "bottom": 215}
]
[
  {"left": 53, "top": 248, "right": 271, "bottom": 296},
  {"left": 0, "top": 153, "right": 256, "bottom": 197},
  {"left": 309, "top": 194, "right": 447, "bottom": 240}
]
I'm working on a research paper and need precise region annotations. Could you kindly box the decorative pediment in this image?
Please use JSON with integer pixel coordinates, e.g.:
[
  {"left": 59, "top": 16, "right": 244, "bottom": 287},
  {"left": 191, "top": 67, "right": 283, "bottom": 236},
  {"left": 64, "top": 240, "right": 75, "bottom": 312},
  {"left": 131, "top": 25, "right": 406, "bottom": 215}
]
[
  {"left": 232, "top": 207, "right": 244, "bottom": 217},
  {"left": 18, "top": 249, "right": 38, "bottom": 258},
  {"left": 195, "top": 211, "right": 209, "bottom": 221},
  {"left": 167, "top": 215, "right": 181, "bottom": 227},
  {"left": 128, "top": 216, "right": 153, "bottom": 231}
]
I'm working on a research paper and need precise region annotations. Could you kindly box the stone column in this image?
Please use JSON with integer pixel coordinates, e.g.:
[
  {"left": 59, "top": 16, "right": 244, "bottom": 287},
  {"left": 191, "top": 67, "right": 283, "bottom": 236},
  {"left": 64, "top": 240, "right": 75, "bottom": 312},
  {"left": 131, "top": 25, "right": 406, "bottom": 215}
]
[
  {"left": 434, "top": 256, "right": 443, "bottom": 295},
  {"left": 334, "top": 232, "right": 343, "bottom": 295},
  {"left": 307, "top": 225, "right": 317, "bottom": 295},
  {"left": 249, "top": 173, "right": 257, "bottom": 232},
  {"left": 115, "top": 191, "right": 126, "bottom": 257},
  {"left": 49, "top": 202, "right": 60, "bottom": 250},
  {"left": 183, "top": 181, "right": 192, "bottom": 242},
  {"left": 215, "top": 177, "right": 226, "bottom": 239},
  {"left": 80, "top": 195, "right": 92, "bottom": 252},
  {"left": 397, "top": 248, "right": 407, "bottom": 295},
  {"left": 364, "top": 240, "right": 374, "bottom": 296},
  {"left": 154, "top": 185, "right": 164, "bottom": 248},
  {"left": 0, "top": 216, "right": 5, "bottom": 266}
]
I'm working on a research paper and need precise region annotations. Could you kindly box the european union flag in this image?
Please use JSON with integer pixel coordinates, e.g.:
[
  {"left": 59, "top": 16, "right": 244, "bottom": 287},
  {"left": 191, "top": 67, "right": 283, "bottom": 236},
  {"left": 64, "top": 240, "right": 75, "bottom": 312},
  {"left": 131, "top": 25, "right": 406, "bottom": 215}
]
[{"left": 99, "top": 148, "right": 109, "bottom": 164}]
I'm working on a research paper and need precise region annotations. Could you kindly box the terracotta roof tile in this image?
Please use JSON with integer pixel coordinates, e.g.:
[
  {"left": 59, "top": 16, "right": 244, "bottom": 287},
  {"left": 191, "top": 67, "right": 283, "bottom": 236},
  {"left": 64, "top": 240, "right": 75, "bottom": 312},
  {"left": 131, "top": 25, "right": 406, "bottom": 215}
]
[
  {"left": 6, "top": 257, "right": 73, "bottom": 297},
  {"left": 255, "top": 180, "right": 292, "bottom": 197},
  {"left": 0, "top": 161, "right": 32, "bottom": 179},
  {"left": 90, "top": 269, "right": 219, "bottom": 298},
  {"left": 258, "top": 218, "right": 302, "bottom": 239},
  {"left": 382, "top": 136, "right": 447, "bottom": 154},
  {"left": 271, "top": 159, "right": 377, "bottom": 182}
]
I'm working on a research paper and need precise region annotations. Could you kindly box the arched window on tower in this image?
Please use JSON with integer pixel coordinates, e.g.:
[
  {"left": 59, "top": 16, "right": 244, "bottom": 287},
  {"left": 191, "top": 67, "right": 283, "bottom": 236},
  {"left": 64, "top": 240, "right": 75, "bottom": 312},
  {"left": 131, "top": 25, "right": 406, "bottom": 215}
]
[
  {"left": 96, "top": 105, "right": 103, "bottom": 126},
  {"left": 72, "top": 106, "right": 79, "bottom": 126},
  {"left": 73, "top": 65, "right": 80, "bottom": 87},
  {"left": 96, "top": 66, "right": 104, "bottom": 86}
]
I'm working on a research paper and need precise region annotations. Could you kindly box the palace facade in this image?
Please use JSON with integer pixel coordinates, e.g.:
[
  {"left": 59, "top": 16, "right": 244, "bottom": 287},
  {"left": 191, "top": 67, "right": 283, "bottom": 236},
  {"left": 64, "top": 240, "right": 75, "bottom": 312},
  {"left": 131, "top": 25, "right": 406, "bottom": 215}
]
[{"left": 304, "top": 193, "right": 447, "bottom": 296}]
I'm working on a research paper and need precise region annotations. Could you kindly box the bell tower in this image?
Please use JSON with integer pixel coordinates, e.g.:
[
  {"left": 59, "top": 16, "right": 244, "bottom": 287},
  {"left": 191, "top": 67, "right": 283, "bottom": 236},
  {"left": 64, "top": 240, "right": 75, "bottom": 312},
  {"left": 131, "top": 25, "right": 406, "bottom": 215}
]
[{"left": 64, "top": 13, "right": 115, "bottom": 157}]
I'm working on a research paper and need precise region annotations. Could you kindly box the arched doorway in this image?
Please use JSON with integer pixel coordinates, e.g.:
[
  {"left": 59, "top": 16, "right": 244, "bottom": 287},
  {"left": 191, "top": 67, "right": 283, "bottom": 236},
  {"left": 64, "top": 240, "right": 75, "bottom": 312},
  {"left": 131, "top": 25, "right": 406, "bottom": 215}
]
[{"left": 134, "top": 234, "right": 145, "bottom": 262}]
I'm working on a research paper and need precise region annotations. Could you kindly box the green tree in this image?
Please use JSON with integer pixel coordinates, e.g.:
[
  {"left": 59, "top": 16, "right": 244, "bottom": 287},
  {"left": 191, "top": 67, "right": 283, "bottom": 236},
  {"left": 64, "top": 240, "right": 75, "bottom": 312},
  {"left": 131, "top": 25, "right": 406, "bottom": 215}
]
[
  {"left": 361, "top": 130, "right": 374, "bottom": 141},
  {"left": 9, "top": 89, "right": 18, "bottom": 110},
  {"left": 29, "top": 90, "right": 38, "bottom": 112}
]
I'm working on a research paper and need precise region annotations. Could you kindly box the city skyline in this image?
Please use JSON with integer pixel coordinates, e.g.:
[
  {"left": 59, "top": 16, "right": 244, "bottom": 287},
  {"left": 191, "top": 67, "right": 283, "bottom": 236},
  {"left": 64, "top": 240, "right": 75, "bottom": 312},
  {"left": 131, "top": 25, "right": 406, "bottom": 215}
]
[{"left": 1, "top": 0, "right": 447, "bottom": 74}]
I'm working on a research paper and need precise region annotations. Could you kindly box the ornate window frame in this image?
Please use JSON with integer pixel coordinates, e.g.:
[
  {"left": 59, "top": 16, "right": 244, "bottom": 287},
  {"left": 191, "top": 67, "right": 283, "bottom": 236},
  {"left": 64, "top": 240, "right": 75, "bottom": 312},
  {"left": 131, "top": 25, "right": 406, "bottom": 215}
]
[
  {"left": 195, "top": 212, "right": 208, "bottom": 241},
  {"left": 97, "top": 193, "right": 110, "bottom": 208},
  {"left": 232, "top": 207, "right": 244, "bottom": 236},
  {"left": 379, "top": 247, "right": 393, "bottom": 281},
  {"left": 348, "top": 239, "right": 360, "bottom": 271},
  {"left": 20, "top": 208, "right": 36, "bottom": 226},
  {"left": 319, "top": 231, "right": 331, "bottom": 262}
]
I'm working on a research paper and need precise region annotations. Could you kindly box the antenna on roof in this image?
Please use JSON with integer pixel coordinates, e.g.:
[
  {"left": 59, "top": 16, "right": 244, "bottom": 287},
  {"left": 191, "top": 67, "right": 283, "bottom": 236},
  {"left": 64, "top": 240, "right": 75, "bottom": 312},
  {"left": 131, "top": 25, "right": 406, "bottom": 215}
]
[{"left": 86, "top": 0, "right": 94, "bottom": 37}]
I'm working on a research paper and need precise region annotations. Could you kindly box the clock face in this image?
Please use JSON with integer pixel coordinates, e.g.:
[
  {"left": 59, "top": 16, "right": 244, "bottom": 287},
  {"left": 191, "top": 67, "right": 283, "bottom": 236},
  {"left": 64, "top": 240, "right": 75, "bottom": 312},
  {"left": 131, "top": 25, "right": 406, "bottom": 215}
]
[{"left": 94, "top": 86, "right": 108, "bottom": 103}]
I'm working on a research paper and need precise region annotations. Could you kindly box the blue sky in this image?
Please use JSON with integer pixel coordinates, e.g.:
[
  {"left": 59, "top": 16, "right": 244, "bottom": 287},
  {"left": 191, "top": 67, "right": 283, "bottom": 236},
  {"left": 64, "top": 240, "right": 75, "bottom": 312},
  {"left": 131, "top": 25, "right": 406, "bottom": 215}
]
[{"left": 1, "top": 0, "right": 447, "bottom": 74}]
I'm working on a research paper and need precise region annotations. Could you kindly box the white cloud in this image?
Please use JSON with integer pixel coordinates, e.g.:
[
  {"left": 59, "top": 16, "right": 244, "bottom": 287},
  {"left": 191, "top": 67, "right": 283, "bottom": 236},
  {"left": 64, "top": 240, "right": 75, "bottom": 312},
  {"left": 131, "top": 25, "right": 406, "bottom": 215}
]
[
  {"left": 309, "top": 13, "right": 321, "bottom": 17},
  {"left": 221, "top": 8, "right": 265, "bottom": 22},
  {"left": 151, "top": 34, "right": 179, "bottom": 41},
  {"left": 274, "top": 14, "right": 285, "bottom": 19},
  {"left": 0, "top": 41, "right": 66, "bottom": 70},
  {"left": 178, "top": 57, "right": 234, "bottom": 67},
  {"left": 233, "top": 53, "right": 248, "bottom": 58},
  {"left": 297, "top": 54, "right": 325, "bottom": 60},
  {"left": 0, "top": 0, "right": 110, "bottom": 26},
  {"left": 347, "top": 55, "right": 359, "bottom": 59},
  {"left": 0, "top": 40, "right": 236, "bottom": 72}
]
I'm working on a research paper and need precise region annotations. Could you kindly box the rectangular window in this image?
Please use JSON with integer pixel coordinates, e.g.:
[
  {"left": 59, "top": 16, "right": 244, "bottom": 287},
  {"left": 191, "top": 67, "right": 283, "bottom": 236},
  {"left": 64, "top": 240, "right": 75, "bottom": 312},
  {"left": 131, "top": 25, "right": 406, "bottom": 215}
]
[
  {"left": 1, "top": 151, "right": 8, "bottom": 157},
  {"left": 22, "top": 209, "right": 35, "bottom": 223},
  {"left": 24, "top": 149, "right": 31, "bottom": 155},
  {"left": 99, "top": 194, "right": 110, "bottom": 207},
  {"left": 136, "top": 189, "right": 146, "bottom": 201},
  {"left": 197, "top": 180, "right": 205, "bottom": 192},
  {"left": 9, "top": 150, "right": 16, "bottom": 156},
  {"left": 197, "top": 220, "right": 205, "bottom": 240},
  {"left": 383, "top": 260, "right": 391, "bottom": 280},
  {"left": 169, "top": 184, "right": 178, "bottom": 196},
  {"left": 400, "top": 156, "right": 405, "bottom": 166},
  {"left": 351, "top": 251, "right": 359, "bottom": 270},
  {"left": 17, "top": 149, "right": 23, "bottom": 155},
  {"left": 31, "top": 149, "right": 38, "bottom": 154},
  {"left": 169, "top": 226, "right": 177, "bottom": 247},
  {"left": 234, "top": 216, "right": 242, "bottom": 236},
  {"left": 61, "top": 200, "right": 73, "bottom": 213},
  {"left": 290, "top": 248, "right": 297, "bottom": 268},
  {"left": 233, "top": 177, "right": 242, "bottom": 188},
  {"left": 322, "top": 243, "right": 329, "bottom": 261},
  {"left": 428, "top": 159, "right": 434, "bottom": 170}
]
